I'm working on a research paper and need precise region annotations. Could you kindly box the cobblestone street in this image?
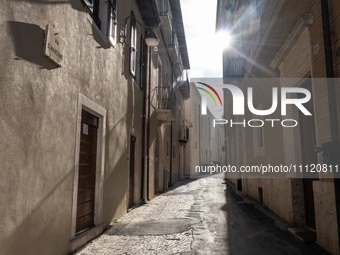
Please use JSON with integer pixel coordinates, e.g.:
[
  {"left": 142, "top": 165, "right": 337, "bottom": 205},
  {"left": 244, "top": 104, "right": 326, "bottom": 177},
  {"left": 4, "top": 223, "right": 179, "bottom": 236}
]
[
  {"left": 74, "top": 178, "right": 328, "bottom": 255},
  {"left": 74, "top": 178, "right": 199, "bottom": 255}
]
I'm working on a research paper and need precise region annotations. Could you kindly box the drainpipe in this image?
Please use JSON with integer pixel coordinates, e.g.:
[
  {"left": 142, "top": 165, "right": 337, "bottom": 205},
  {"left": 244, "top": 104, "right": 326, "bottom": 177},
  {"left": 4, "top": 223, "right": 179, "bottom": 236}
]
[
  {"left": 320, "top": 0, "right": 340, "bottom": 248},
  {"left": 141, "top": 42, "right": 147, "bottom": 201},
  {"left": 146, "top": 47, "right": 152, "bottom": 201},
  {"left": 170, "top": 121, "right": 173, "bottom": 185},
  {"left": 199, "top": 104, "right": 201, "bottom": 167},
  {"left": 170, "top": 73, "right": 174, "bottom": 185},
  {"left": 141, "top": 75, "right": 146, "bottom": 201}
]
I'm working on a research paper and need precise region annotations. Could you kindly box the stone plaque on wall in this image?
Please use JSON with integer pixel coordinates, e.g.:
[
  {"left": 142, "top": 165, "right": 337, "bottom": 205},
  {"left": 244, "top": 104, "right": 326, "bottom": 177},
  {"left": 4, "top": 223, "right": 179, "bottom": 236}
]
[{"left": 43, "top": 24, "right": 65, "bottom": 67}]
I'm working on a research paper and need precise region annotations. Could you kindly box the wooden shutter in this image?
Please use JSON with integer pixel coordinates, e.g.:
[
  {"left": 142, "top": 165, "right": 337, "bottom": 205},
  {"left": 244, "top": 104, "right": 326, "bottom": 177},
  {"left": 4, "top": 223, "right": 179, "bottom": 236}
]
[
  {"left": 130, "top": 12, "right": 137, "bottom": 76},
  {"left": 83, "top": 0, "right": 101, "bottom": 29},
  {"left": 139, "top": 35, "right": 148, "bottom": 89},
  {"left": 109, "top": 0, "right": 117, "bottom": 46}
]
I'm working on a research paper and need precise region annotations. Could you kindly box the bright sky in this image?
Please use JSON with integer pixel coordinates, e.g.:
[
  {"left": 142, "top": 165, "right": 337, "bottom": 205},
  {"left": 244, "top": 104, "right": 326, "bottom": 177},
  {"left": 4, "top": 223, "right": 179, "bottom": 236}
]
[{"left": 181, "top": 0, "right": 223, "bottom": 78}]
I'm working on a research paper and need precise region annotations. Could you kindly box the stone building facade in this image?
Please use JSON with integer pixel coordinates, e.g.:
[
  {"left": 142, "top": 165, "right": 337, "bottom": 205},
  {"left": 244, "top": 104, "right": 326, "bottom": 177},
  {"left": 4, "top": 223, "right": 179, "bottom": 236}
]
[
  {"left": 217, "top": 0, "right": 340, "bottom": 254},
  {"left": 0, "top": 0, "right": 190, "bottom": 254}
]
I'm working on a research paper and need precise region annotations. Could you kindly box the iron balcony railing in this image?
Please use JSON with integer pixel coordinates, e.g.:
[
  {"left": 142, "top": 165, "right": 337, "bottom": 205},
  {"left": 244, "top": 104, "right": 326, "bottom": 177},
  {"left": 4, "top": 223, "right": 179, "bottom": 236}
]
[
  {"left": 152, "top": 86, "right": 176, "bottom": 117},
  {"left": 225, "top": 57, "right": 246, "bottom": 78},
  {"left": 158, "top": 0, "right": 172, "bottom": 22}
]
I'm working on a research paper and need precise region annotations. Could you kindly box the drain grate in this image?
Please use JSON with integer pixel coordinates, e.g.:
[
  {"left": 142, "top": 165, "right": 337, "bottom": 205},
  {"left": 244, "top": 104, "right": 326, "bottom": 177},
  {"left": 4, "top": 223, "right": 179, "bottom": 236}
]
[{"left": 106, "top": 218, "right": 199, "bottom": 236}]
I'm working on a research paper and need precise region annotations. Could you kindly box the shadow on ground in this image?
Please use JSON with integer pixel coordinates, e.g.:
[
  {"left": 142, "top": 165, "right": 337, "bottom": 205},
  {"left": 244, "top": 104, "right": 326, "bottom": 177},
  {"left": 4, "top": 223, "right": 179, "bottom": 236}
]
[{"left": 223, "top": 181, "right": 330, "bottom": 255}]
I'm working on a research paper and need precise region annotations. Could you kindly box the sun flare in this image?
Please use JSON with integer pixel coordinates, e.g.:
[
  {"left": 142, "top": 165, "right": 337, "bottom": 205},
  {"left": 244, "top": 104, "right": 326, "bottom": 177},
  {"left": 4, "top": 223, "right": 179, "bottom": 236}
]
[{"left": 215, "top": 31, "right": 233, "bottom": 50}]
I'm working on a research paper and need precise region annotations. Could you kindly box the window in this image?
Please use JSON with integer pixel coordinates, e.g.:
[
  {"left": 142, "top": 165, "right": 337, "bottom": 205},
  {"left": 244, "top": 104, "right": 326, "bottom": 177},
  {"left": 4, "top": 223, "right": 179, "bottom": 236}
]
[
  {"left": 139, "top": 35, "right": 147, "bottom": 89},
  {"left": 84, "top": 0, "right": 117, "bottom": 46},
  {"left": 91, "top": 0, "right": 101, "bottom": 29},
  {"left": 158, "top": 58, "right": 163, "bottom": 87},
  {"left": 108, "top": 0, "right": 117, "bottom": 46},
  {"left": 134, "top": 33, "right": 142, "bottom": 84},
  {"left": 130, "top": 12, "right": 137, "bottom": 76},
  {"left": 129, "top": 12, "right": 147, "bottom": 88},
  {"left": 195, "top": 141, "right": 197, "bottom": 150}
]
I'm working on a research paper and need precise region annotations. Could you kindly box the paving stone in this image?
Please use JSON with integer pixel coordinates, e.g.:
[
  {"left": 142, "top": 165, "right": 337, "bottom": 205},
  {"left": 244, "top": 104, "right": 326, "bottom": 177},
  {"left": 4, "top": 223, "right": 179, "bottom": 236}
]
[{"left": 74, "top": 179, "right": 198, "bottom": 255}]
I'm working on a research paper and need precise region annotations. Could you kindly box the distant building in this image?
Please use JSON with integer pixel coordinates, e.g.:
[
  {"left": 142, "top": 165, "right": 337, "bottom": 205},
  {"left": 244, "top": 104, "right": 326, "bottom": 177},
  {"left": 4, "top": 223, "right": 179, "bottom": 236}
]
[
  {"left": 184, "top": 82, "right": 202, "bottom": 176},
  {"left": 184, "top": 82, "right": 226, "bottom": 177}
]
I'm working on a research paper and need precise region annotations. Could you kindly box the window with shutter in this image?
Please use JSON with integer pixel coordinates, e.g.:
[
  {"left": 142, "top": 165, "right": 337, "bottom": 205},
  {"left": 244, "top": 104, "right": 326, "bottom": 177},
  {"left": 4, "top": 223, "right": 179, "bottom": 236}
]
[
  {"left": 130, "top": 12, "right": 137, "bottom": 76},
  {"left": 108, "top": 0, "right": 117, "bottom": 46},
  {"left": 134, "top": 34, "right": 142, "bottom": 85},
  {"left": 82, "top": 0, "right": 119, "bottom": 46},
  {"left": 139, "top": 35, "right": 147, "bottom": 89},
  {"left": 82, "top": 0, "right": 101, "bottom": 29}
]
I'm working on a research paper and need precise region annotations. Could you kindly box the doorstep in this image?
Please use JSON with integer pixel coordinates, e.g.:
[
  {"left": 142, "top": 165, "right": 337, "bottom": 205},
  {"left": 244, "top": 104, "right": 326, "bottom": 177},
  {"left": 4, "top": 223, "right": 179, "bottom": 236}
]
[
  {"left": 127, "top": 203, "right": 143, "bottom": 213},
  {"left": 288, "top": 227, "right": 317, "bottom": 243},
  {"left": 69, "top": 224, "right": 106, "bottom": 252}
]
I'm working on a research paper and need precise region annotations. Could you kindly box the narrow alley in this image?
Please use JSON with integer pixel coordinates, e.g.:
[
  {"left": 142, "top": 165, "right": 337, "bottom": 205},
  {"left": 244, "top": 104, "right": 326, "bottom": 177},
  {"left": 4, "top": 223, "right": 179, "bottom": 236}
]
[
  {"left": 73, "top": 178, "right": 327, "bottom": 255},
  {"left": 3, "top": 0, "right": 340, "bottom": 254}
]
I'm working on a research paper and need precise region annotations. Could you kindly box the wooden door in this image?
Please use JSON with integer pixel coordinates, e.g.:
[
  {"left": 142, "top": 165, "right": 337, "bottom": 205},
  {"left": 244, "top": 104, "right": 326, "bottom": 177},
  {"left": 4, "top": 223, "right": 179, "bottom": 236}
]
[
  {"left": 299, "top": 79, "right": 317, "bottom": 230},
  {"left": 129, "top": 136, "right": 136, "bottom": 208},
  {"left": 76, "top": 110, "right": 98, "bottom": 234}
]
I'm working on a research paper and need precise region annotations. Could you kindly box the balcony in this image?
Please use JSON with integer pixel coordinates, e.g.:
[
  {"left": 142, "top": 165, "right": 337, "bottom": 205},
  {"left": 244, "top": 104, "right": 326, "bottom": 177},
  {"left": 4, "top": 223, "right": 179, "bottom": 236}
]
[
  {"left": 152, "top": 86, "right": 176, "bottom": 123},
  {"left": 178, "top": 71, "right": 190, "bottom": 99},
  {"left": 168, "top": 31, "right": 179, "bottom": 61},
  {"left": 178, "top": 124, "right": 189, "bottom": 144},
  {"left": 173, "top": 54, "right": 183, "bottom": 78},
  {"left": 224, "top": 57, "right": 246, "bottom": 78},
  {"left": 158, "top": 0, "right": 172, "bottom": 35}
]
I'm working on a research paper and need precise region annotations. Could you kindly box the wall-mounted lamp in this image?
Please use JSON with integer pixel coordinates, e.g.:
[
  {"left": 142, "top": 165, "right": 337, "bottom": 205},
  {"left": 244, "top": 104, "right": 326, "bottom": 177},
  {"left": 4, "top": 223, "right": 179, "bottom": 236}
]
[
  {"left": 145, "top": 30, "right": 159, "bottom": 48},
  {"left": 122, "top": 16, "right": 160, "bottom": 48}
]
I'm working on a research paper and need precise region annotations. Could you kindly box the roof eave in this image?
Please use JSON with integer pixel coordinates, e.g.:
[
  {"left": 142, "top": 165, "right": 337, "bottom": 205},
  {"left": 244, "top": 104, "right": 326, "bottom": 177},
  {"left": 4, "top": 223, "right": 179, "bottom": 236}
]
[
  {"left": 170, "top": 0, "right": 190, "bottom": 70},
  {"left": 135, "top": 0, "right": 161, "bottom": 27}
]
